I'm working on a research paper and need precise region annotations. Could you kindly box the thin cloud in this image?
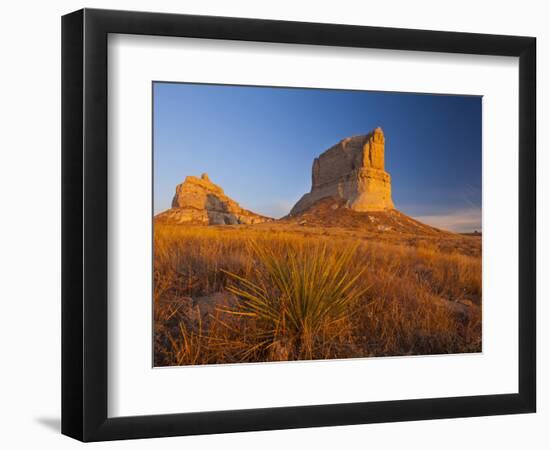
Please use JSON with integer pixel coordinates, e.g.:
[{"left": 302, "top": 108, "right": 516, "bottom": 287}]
[{"left": 414, "top": 207, "right": 482, "bottom": 233}]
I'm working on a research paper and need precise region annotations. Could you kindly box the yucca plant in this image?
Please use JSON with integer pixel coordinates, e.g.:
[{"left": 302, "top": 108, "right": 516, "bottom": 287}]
[{"left": 221, "top": 241, "right": 369, "bottom": 360}]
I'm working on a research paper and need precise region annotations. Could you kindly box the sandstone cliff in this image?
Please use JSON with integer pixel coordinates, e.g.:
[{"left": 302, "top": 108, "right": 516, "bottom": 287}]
[
  {"left": 155, "top": 173, "right": 271, "bottom": 225},
  {"left": 290, "top": 127, "right": 394, "bottom": 215}
]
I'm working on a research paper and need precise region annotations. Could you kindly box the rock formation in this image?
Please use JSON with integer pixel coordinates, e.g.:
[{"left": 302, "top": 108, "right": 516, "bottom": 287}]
[
  {"left": 290, "top": 127, "right": 394, "bottom": 215},
  {"left": 282, "top": 197, "right": 442, "bottom": 235},
  {"left": 155, "top": 173, "right": 271, "bottom": 225}
]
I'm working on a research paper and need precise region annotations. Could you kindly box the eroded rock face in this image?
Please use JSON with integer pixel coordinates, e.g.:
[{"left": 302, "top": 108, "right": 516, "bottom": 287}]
[
  {"left": 155, "top": 173, "right": 271, "bottom": 225},
  {"left": 290, "top": 127, "right": 394, "bottom": 215}
]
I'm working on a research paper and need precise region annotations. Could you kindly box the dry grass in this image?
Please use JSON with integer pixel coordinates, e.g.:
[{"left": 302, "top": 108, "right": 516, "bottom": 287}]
[{"left": 154, "top": 224, "right": 482, "bottom": 366}]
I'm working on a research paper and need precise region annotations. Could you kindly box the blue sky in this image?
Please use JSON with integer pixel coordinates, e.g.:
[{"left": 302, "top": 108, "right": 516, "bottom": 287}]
[{"left": 153, "top": 82, "right": 482, "bottom": 232}]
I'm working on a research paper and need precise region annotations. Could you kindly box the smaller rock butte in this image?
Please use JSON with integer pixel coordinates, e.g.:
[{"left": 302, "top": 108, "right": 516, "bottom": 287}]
[
  {"left": 155, "top": 173, "right": 271, "bottom": 225},
  {"left": 290, "top": 127, "right": 394, "bottom": 215}
]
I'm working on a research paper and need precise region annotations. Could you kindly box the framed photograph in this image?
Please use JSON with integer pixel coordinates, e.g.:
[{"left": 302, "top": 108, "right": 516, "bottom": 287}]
[{"left": 62, "top": 8, "right": 536, "bottom": 441}]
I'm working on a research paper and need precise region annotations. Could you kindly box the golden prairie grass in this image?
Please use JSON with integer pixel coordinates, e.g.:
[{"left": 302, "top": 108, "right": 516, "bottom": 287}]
[
  {"left": 154, "top": 224, "right": 482, "bottom": 366},
  {"left": 221, "top": 241, "right": 368, "bottom": 360}
]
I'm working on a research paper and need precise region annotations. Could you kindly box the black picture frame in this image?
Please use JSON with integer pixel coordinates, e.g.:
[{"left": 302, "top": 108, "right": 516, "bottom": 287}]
[{"left": 61, "top": 8, "right": 536, "bottom": 442}]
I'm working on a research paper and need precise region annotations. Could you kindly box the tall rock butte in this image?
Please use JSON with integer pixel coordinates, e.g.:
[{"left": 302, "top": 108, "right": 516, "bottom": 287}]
[
  {"left": 290, "top": 127, "right": 395, "bottom": 215},
  {"left": 155, "top": 173, "right": 271, "bottom": 225}
]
